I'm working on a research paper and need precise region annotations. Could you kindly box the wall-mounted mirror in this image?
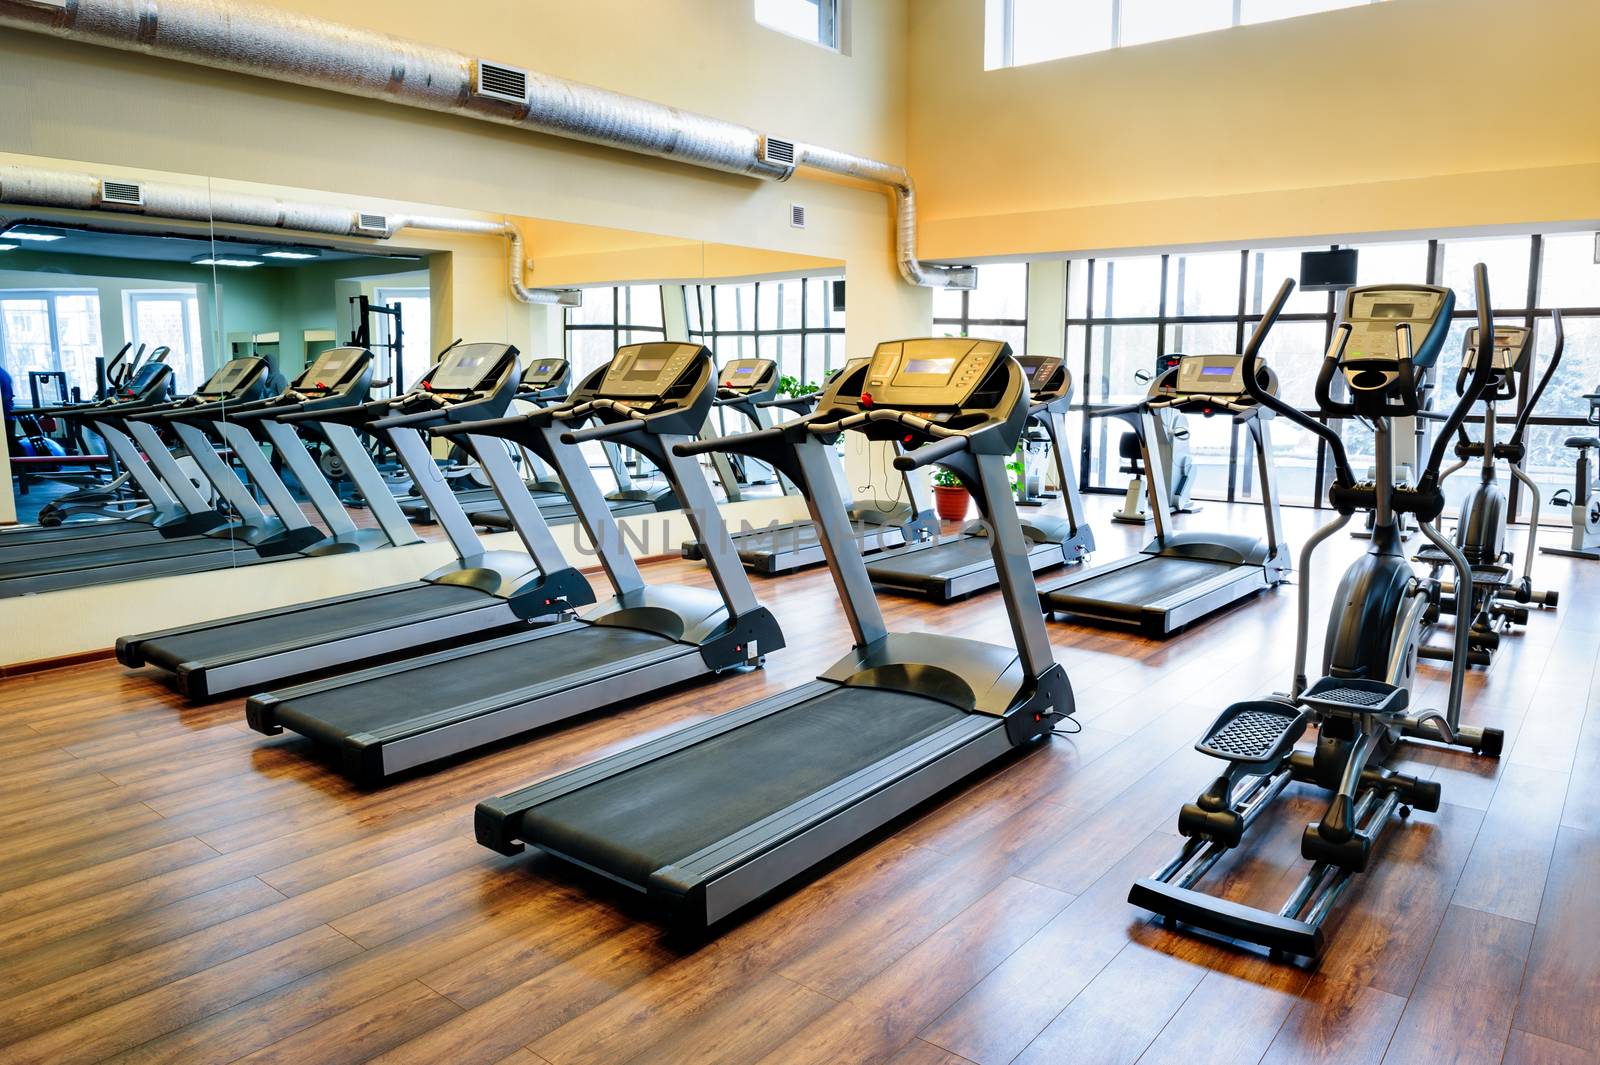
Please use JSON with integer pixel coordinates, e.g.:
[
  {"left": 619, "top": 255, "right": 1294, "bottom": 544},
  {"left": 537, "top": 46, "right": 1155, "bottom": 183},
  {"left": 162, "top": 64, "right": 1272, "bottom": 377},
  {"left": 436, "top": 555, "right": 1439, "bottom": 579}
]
[{"left": 0, "top": 153, "right": 845, "bottom": 666}]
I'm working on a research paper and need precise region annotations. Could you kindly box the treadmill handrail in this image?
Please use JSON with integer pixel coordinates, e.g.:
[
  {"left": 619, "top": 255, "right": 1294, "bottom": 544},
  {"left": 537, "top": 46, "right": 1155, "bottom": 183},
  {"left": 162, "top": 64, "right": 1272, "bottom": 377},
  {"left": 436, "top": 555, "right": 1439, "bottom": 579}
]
[
  {"left": 673, "top": 424, "right": 790, "bottom": 458},
  {"left": 893, "top": 435, "right": 968, "bottom": 471}
]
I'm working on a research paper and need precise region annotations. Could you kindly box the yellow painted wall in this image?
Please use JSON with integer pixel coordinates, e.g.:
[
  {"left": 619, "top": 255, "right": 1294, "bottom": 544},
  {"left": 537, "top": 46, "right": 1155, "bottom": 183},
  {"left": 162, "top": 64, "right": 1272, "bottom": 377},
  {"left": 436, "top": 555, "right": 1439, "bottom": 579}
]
[{"left": 908, "top": 0, "right": 1600, "bottom": 258}]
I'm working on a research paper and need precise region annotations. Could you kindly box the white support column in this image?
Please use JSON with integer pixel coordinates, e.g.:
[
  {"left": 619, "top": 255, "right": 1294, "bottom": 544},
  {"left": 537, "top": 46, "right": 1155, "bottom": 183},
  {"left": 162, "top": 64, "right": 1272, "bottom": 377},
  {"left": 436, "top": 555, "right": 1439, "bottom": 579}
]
[
  {"left": 662, "top": 284, "right": 690, "bottom": 343},
  {"left": 1027, "top": 259, "right": 1067, "bottom": 488}
]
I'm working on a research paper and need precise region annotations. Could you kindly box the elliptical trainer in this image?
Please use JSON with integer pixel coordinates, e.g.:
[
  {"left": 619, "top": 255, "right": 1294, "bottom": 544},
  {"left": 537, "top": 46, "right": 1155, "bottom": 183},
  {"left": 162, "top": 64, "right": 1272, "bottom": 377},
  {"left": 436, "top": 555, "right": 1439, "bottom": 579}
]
[
  {"left": 1416, "top": 313, "right": 1564, "bottom": 666},
  {"left": 1129, "top": 266, "right": 1505, "bottom": 960}
]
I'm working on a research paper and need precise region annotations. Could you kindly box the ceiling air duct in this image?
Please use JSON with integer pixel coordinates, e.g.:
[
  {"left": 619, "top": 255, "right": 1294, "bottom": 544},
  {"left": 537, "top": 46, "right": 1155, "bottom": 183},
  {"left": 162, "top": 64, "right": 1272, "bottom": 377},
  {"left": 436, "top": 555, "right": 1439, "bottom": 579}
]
[{"left": 0, "top": 0, "right": 973, "bottom": 290}]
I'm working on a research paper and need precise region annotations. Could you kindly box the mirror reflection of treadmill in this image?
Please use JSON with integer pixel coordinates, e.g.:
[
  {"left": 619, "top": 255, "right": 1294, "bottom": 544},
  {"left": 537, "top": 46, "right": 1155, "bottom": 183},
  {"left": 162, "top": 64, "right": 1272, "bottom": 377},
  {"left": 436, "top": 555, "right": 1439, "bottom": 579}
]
[
  {"left": 1036, "top": 353, "right": 1292, "bottom": 636},
  {"left": 0, "top": 357, "right": 291, "bottom": 597}
]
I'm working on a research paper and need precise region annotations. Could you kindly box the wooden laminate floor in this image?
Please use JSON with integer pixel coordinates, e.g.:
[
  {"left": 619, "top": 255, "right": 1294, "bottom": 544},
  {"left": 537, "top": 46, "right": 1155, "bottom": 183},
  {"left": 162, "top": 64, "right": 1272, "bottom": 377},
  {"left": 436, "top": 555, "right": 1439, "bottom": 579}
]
[{"left": 2, "top": 495, "right": 1598, "bottom": 1065}]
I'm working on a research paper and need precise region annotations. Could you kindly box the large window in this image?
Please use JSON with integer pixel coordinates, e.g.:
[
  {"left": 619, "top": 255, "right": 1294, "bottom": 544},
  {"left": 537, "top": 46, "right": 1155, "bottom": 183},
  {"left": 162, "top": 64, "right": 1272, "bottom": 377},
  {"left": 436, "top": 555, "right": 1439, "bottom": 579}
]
[
  {"left": 933, "top": 262, "right": 1028, "bottom": 353},
  {"left": 1067, "top": 232, "right": 1600, "bottom": 524},
  {"left": 564, "top": 285, "right": 666, "bottom": 380},
  {"left": 687, "top": 276, "right": 845, "bottom": 388},
  {"left": 0, "top": 290, "right": 104, "bottom": 398},
  {"left": 987, "top": 0, "right": 1385, "bottom": 69},
  {"left": 755, "top": 0, "right": 841, "bottom": 49},
  {"left": 374, "top": 287, "right": 431, "bottom": 387},
  {"left": 125, "top": 289, "right": 205, "bottom": 391}
]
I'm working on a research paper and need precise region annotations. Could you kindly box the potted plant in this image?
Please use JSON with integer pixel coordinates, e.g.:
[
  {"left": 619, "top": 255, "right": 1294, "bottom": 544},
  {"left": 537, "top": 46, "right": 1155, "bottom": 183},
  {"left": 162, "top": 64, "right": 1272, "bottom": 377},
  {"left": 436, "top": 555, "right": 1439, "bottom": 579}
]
[
  {"left": 931, "top": 467, "right": 971, "bottom": 522},
  {"left": 777, "top": 375, "right": 822, "bottom": 399}
]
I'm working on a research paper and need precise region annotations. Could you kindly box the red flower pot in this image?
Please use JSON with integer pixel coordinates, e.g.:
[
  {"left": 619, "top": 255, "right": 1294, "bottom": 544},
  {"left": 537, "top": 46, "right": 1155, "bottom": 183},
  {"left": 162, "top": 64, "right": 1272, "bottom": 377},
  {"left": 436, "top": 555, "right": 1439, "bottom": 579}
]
[{"left": 933, "top": 484, "right": 971, "bottom": 523}]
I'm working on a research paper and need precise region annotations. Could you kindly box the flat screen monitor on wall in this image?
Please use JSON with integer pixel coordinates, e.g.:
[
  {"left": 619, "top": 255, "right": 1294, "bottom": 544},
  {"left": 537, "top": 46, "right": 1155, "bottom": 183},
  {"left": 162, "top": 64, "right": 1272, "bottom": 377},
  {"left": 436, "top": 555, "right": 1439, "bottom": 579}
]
[{"left": 1300, "top": 248, "right": 1359, "bottom": 291}]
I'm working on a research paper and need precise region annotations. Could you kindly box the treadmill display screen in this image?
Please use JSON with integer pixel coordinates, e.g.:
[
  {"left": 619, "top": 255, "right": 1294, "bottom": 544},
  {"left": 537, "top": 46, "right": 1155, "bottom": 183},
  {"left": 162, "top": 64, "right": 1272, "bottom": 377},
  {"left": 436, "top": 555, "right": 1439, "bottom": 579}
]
[
  {"left": 1371, "top": 302, "right": 1414, "bottom": 319},
  {"left": 1200, "top": 365, "right": 1234, "bottom": 377},
  {"left": 903, "top": 357, "right": 956, "bottom": 376},
  {"left": 206, "top": 361, "right": 254, "bottom": 394},
  {"left": 733, "top": 365, "right": 755, "bottom": 376},
  {"left": 627, "top": 356, "right": 667, "bottom": 379},
  {"left": 431, "top": 346, "right": 508, "bottom": 391}
]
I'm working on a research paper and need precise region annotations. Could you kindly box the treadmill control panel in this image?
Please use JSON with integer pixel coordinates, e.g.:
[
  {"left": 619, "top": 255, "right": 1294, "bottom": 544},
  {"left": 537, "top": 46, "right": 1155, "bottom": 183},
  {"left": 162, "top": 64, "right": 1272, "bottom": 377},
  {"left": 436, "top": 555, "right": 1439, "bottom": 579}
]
[
  {"left": 425, "top": 343, "right": 519, "bottom": 397},
  {"left": 862, "top": 338, "right": 1009, "bottom": 409},
  {"left": 1017, "top": 355, "right": 1067, "bottom": 402},
  {"left": 1170, "top": 355, "right": 1251, "bottom": 397},
  {"left": 294, "top": 347, "right": 371, "bottom": 397},
  {"left": 597, "top": 341, "right": 705, "bottom": 402},
  {"left": 521, "top": 357, "right": 569, "bottom": 390},
  {"left": 120, "top": 362, "right": 174, "bottom": 401},
  {"left": 195, "top": 356, "right": 269, "bottom": 400},
  {"left": 718, "top": 358, "right": 777, "bottom": 394}
]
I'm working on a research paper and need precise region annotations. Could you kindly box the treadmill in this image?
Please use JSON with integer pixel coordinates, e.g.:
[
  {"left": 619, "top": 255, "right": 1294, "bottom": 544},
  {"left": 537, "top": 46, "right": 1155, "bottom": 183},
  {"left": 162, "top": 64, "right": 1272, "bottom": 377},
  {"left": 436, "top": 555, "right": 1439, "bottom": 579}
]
[
  {"left": 400, "top": 355, "right": 571, "bottom": 523},
  {"left": 702, "top": 357, "right": 786, "bottom": 502},
  {"left": 1037, "top": 354, "right": 1291, "bottom": 635},
  {"left": 0, "top": 358, "right": 188, "bottom": 554},
  {"left": 243, "top": 342, "right": 784, "bottom": 783},
  {"left": 0, "top": 358, "right": 291, "bottom": 597},
  {"left": 681, "top": 358, "right": 939, "bottom": 575},
  {"left": 476, "top": 337, "right": 1073, "bottom": 928},
  {"left": 467, "top": 358, "right": 681, "bottom": 531},
  {"left": 864, "top": 354, "right": 1096, "bottom": 601},
  {"left": 116, "top": 342, "right": 583, "bottom": 699},
  {"left": 202, "top": 346, "right": 422, "bottom": 555}
]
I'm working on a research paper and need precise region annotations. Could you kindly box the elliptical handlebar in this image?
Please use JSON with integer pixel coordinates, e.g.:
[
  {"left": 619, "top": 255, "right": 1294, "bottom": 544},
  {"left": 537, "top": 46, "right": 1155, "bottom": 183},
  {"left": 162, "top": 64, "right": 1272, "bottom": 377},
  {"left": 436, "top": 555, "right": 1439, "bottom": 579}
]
[
  {"left": 1240, "top": 278, "right": 1357, "bottom": 484},
  {"left": 1508, "top": 309, "right": 1565, "bottom": 448},
  {"left": 1421, "top": 264, "right": 1498, "bottom": 488}
]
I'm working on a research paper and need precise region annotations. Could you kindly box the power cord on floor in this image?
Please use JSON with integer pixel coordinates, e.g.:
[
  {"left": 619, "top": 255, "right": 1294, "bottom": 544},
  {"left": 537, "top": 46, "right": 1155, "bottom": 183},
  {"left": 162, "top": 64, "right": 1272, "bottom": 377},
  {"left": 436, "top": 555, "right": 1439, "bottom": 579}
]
[{"left": 1052, "top": 716, "right": 1083, "bottom": 736}]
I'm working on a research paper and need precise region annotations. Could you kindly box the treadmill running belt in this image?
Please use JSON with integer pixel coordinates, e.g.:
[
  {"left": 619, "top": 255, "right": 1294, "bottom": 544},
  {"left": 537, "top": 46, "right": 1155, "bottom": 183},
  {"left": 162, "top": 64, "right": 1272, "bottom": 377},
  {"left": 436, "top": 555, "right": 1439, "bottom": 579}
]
[
  {"left": 733, "top": 519, "right": 898, "bottom": 558},
  {"left": 273, "top": 625, "right": 678, "bottom": 746},
  {"left": 0, "top": 533, "right": 234, "bottom": 579},
  {"left": 868, "top": 536, "right": 992, "bottom": 577},
  {"left": 1055, "top": 555, "right": 1235, "bottom": 608},
  {"left": 472, "top": 496, "right": 652, "bottom": 528},
  {"left": 517, "top": 686, "right": 965, "bottom": 887},
  {"left": 135, "top": 583, "right": 496, "bottom": 669}
]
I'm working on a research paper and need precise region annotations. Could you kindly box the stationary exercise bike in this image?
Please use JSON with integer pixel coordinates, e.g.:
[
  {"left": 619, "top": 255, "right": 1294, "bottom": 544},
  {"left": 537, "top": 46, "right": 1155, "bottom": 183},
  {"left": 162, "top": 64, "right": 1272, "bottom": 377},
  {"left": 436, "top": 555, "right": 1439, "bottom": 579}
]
[
  {"left": 1416, "top": 313, "right": 1563, "bottom": 666},
  {"left": 1129, "top": 267, "right": 1504, "bottom": 960},
  {"left": 1543, "top": 382, "right": 1600, "bottom": 560},
  {"left": 1111, "top": 354, "right": 1198, "bottom": 524}
]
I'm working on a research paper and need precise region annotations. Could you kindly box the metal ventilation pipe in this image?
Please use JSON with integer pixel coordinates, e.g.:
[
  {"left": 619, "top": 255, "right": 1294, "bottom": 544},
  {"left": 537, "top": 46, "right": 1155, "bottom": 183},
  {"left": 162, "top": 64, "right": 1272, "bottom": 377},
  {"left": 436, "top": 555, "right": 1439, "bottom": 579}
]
[
  {"left": 0, "top": 0, "right": 974, "bottom": 290},
  {"left": 0, "top": 163, "right": 579, "bottom": 306}
]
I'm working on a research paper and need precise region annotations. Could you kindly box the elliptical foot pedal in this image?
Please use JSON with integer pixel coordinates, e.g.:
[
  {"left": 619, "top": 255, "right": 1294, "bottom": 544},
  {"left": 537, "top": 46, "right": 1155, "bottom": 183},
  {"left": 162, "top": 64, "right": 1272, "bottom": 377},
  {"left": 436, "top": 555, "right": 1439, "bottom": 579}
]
[
  {"left": 1300, "top": 677, "right": 1408, "bottom": 717},
  {"left": 1196, "top": 700, "right": 1309, "bottom": 770}
]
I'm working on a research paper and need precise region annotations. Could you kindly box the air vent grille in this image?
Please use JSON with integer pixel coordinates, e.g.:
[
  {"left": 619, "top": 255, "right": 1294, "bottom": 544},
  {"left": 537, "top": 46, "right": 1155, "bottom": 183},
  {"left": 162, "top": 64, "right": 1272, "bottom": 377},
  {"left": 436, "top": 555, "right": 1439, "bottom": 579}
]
[
  {"left": 475, "top": 61, "right": 529, "bottom": 105},
  {"left": 100, "top": 180, "right": 144, "bottom": 207},
  {"left": 790, "top": 204, "right": 806, "bottom": 229},
  {"left": 356, "top": 213, "right": 389, "bottom": 234},
  {"left": 762, "top": 137, "right": 796, "bottom": 167}
]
